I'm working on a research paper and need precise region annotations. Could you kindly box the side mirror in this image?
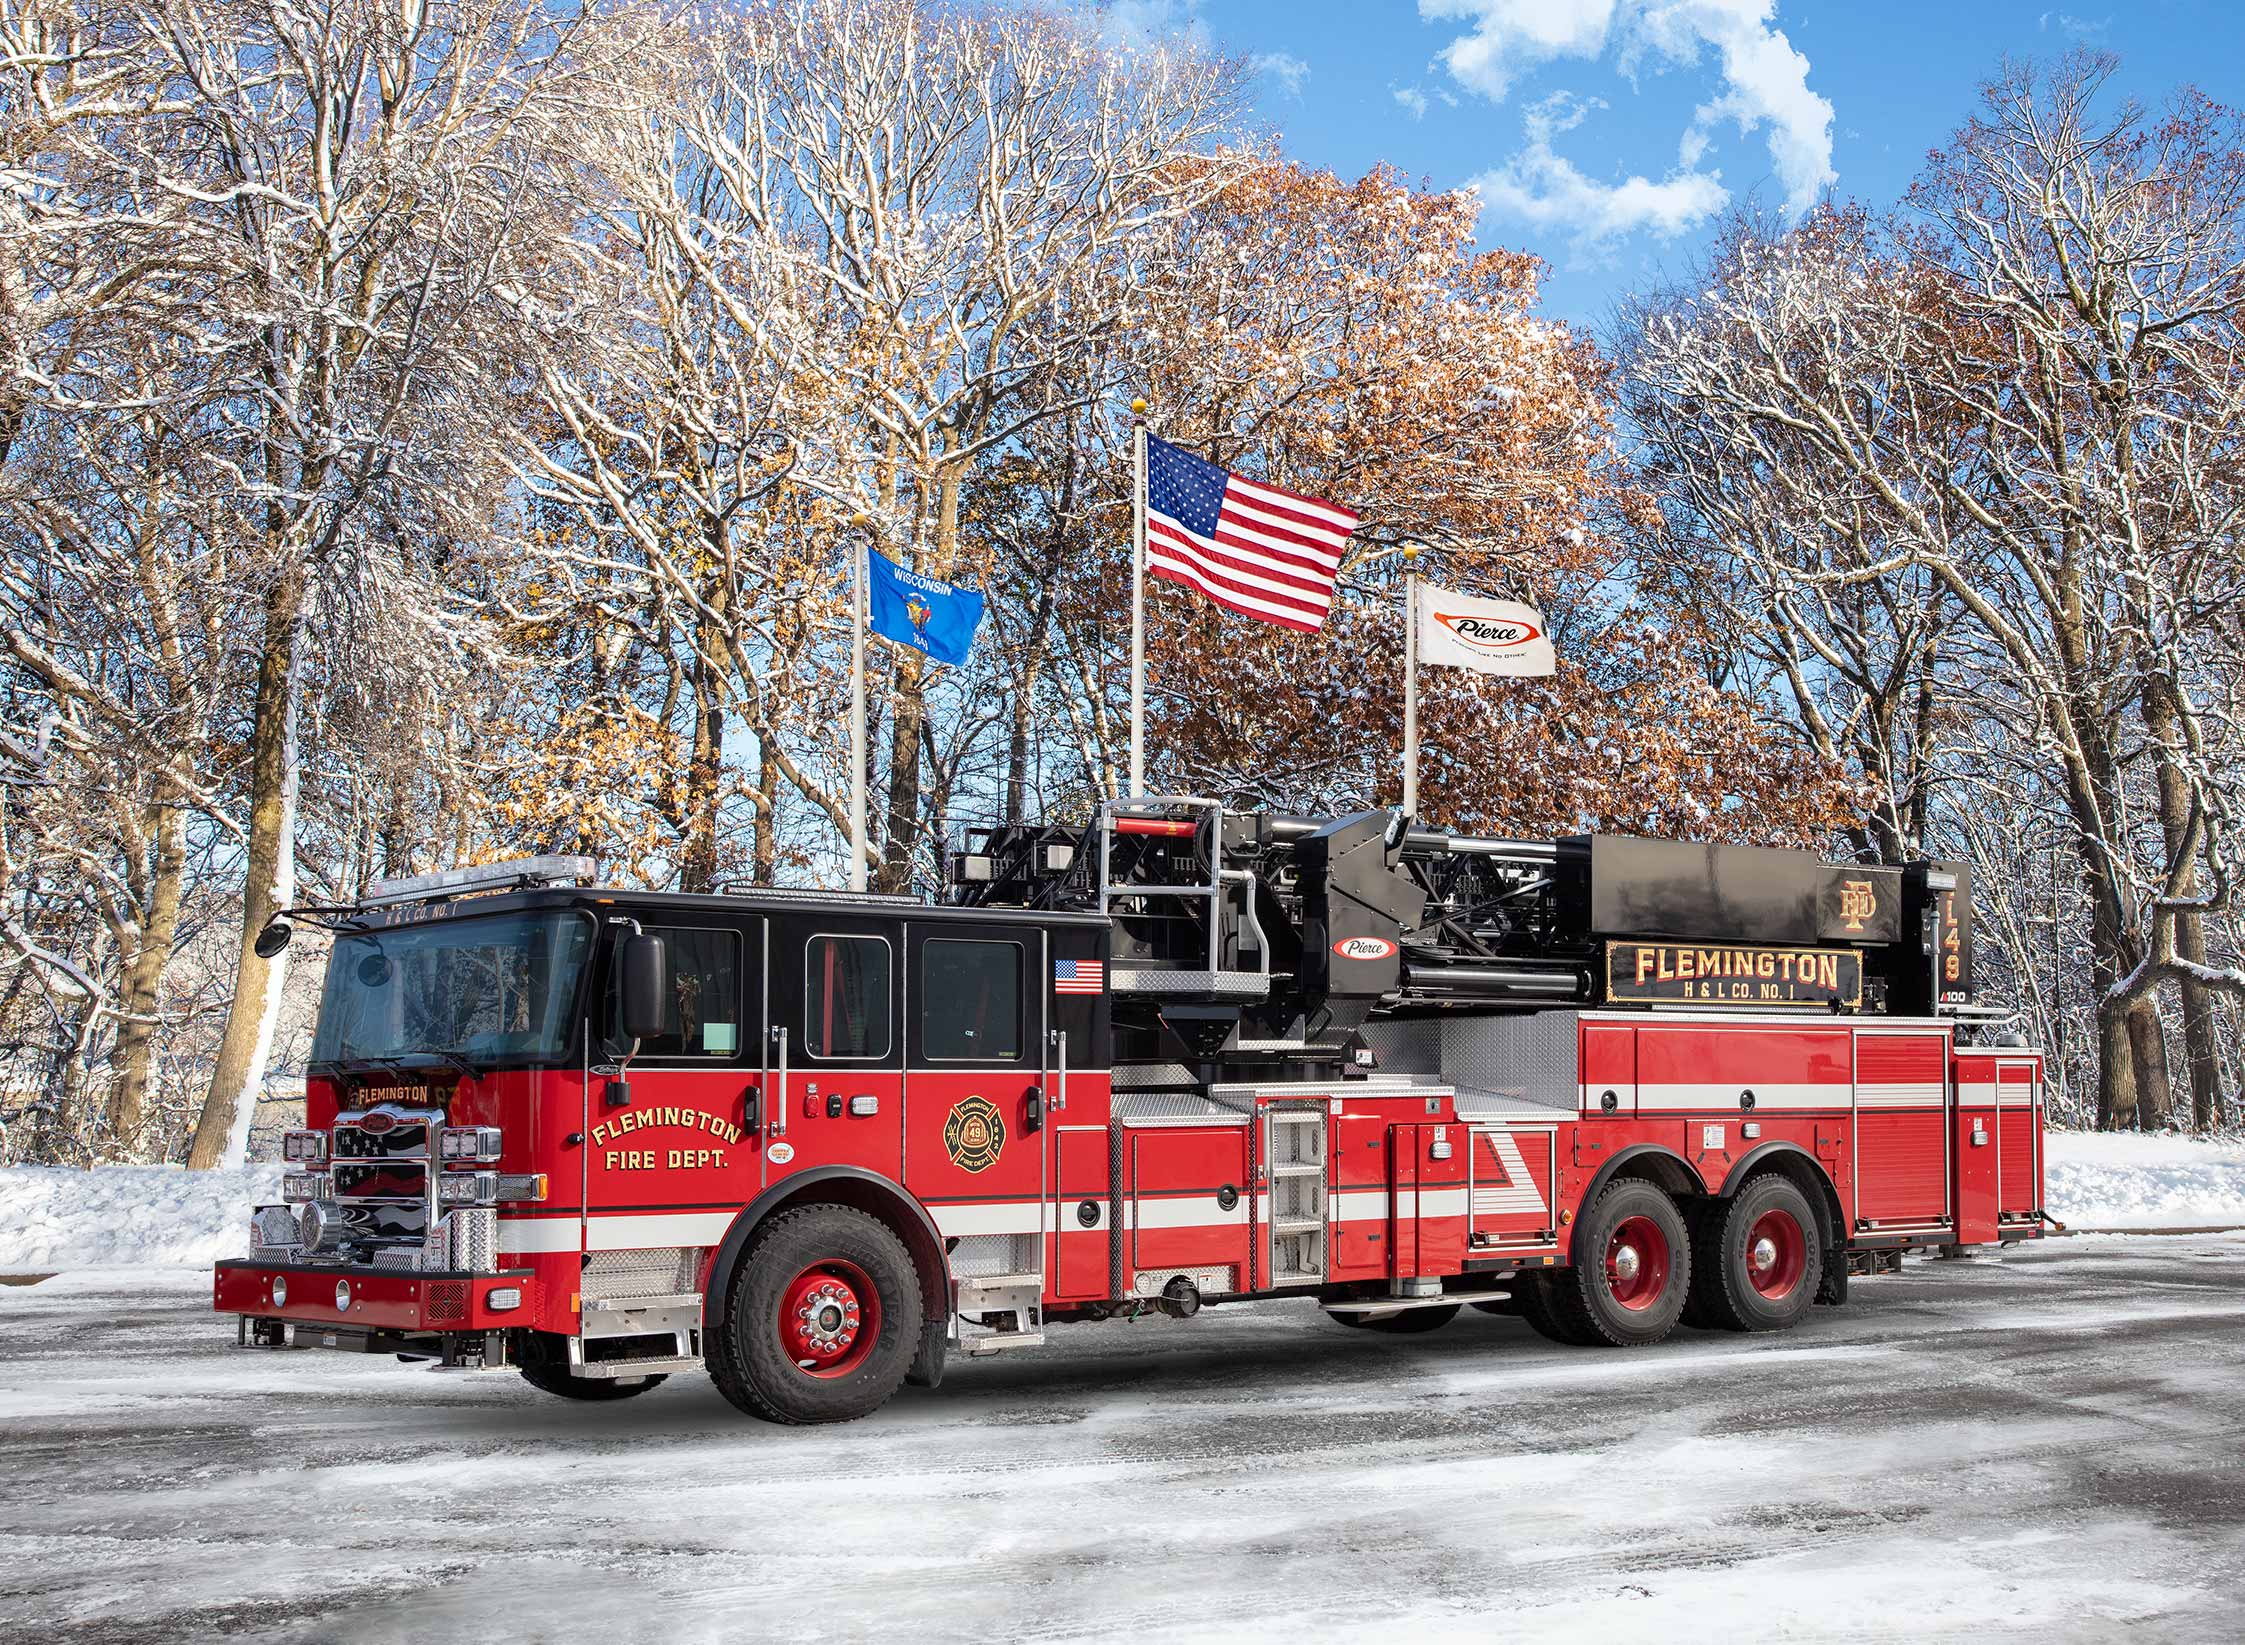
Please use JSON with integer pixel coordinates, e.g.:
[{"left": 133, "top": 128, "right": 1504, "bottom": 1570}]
[
  {"left": 618, "top": 933, "right": 670, "bottom": 1042},
  {"left": 253, "top": 919, "right": 294, "bottom": 960}
]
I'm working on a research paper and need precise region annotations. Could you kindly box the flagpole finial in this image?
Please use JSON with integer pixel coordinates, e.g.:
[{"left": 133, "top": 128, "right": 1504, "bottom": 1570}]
[
  {"left": 847, "top": 511, "right": 871, "bottom": 529},
  {"left": 1130, "top": 398, "right": 1148, "bottom": 417},
  {"left": 1402, "top": 544, "right": 1421, "bottom": 563}
]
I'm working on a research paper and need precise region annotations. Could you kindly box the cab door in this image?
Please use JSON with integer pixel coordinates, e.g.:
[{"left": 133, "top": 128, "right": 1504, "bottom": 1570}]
[
  {"left": 905, "top": 922, "right": 1049, "bottom": 1274},
  {"left": 580, "top": 914, "right": 765, "bottom": 1252},
  {"left": 765, "top": 914, "right": 904, "bottom": 1190}
]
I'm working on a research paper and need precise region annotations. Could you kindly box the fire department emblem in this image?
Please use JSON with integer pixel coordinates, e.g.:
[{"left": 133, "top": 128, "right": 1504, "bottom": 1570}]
[
  {"left": 942, "top": 1094, "right": 1005, "bottom": 1173},
  {"left": 1838, "top": 878, "right": 1878, "bottom": 933}
]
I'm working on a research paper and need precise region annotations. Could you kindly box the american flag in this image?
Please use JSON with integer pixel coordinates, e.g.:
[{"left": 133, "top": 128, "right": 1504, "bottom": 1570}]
[
  {"left": 1144, "top": 434, "right": 1358, "bottom": 633},
  {"left": 1053, "top": 958, "right": 1104, "bottom": 995}
]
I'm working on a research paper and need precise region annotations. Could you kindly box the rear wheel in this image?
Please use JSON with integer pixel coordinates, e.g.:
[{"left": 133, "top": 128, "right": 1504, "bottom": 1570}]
[
  {"left": 1513, "top": 1270, "right": 1596, "bottom": 1346},
  {"left": 708, "top": 1205, "right": 923, "bottom": 1425},
  {"left": 1689, "top": 1174, "right": 1822, "bottom": 1333},
  {"left": 519, "top": 1362, "right": 668, "bottom": 1401},
  {"left": 1548, "top": 1180, "right": 1691, "bottom": 1347}
]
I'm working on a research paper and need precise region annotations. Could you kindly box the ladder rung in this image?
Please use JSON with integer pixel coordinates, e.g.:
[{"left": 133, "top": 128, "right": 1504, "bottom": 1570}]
[{"left": 1269, "top": 1164, "right": 1324, "bottom": 1177}]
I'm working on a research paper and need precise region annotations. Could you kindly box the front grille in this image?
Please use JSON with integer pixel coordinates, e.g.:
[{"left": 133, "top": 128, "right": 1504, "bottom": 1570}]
[
  {"left": 331, "top": 1160, "right": 428, "bottom": 1201},
  {"left": 334, "top": 1121, "right": 430, "bottom": 1159}
]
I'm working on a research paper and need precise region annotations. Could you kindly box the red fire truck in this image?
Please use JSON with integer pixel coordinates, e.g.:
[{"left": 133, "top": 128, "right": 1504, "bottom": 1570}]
[{"left": 215, "top": 799, "right": 2049, "bottom": 1424}]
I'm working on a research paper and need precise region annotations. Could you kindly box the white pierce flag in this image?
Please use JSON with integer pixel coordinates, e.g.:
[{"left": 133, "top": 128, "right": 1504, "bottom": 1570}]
[{"left": 1413, "top": 582, "right": 1555, "bottom": 677}]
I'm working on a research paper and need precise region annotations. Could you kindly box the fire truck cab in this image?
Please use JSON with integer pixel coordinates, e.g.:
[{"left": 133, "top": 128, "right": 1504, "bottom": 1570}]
[{"left": 216, "top": 800, "right": 2049, "bottom": 1424}]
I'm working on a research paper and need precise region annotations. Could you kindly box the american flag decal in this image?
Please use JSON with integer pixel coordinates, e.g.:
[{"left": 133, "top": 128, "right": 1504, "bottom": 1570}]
[
  {"left": 1144, "top": 433, "right": 1357, "bottom": 632},
  {"left": 1054, "top": 959, "right": 1104, "bottom": 994}
]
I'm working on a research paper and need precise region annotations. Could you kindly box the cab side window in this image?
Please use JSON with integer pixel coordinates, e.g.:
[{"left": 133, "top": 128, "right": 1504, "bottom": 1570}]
[
  {"left": 805, "top": 935, "right": 891, "bottom": 1059},
  {"left": 613, "top": 926, "right": 740, "bottom": 1058},
  {"left": 922, "top": 939, "right": 1022, "bottom": 1061}
]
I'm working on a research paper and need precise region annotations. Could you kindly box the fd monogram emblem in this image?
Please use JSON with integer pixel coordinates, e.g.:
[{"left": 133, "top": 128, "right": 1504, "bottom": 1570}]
[
  {"left": 943, "top": 1094, "right": 1006, "bottom": 1173},
  {"left": 1838, "top": 878, "right": 1877, "bottom": 933}
]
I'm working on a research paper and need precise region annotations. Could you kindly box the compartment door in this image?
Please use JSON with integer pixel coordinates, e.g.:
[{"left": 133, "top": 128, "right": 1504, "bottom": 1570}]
[
  {"left": 1854, "top": 1030, "right": 1951, "bottom": 1229},
  {"left": 1997, "top": 1060, "right": 2041, "bottom": 1220},
  {"left": 1468, "top": 1126, "right": 1557, "bottom": 1251},
  {"left": 1126, "top": 1125, "right": 1250, "bottom": 1296}
]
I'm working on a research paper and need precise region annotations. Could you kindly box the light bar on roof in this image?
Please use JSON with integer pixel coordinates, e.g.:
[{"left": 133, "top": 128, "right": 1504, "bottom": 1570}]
[{"left": 363, "top": 855, "right": 597, "bottom": 907}]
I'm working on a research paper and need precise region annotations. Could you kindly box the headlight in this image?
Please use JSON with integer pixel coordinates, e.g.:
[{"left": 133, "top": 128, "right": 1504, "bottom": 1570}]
[
  {"left": 282, "top": 1130, "right": 328, "bottom": 1164},
  {"left": 439, "top": 1126, "right": 503, "bottom": 1163},
  {"left": 487, "top": 1286, "right": 523, "bottom": 1312},
  {"left": 437, "top": 1171, "right": 499, "bottom": 1207},
  {"left": 280, "top": 1173, "right": 322, "bottom": 1203},
  {"left": 271, "top": 1276, "right": 288, "bottom": 1307}
]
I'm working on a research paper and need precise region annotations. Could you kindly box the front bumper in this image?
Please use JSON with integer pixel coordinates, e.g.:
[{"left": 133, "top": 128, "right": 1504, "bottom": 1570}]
[{"left": 213, "top": 1259, "right": 536, "bottom": 1335}]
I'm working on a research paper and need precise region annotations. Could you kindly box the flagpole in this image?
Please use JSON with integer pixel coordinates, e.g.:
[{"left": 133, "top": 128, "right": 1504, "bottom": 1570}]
[
  {"left": 1128, "top": 397, "right": 1148, "bottom": 799},
  {"left": 1402, "top": 544, "right": 1420, "bottom": 818},
  {"left": 848, "top": 512, "right": 869, "bottom": 893}
]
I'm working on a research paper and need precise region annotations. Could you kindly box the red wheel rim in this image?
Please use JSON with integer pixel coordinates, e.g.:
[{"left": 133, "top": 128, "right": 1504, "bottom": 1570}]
[
  {"left": 1745, "top": 1208, "right": 1807, "bottom": 1300},
  {"left": 777, "top": 1259, "right": 879, "bottom": 1378},
  {"left": 1604, "top": 1214, "right": 1672, "bottom": 1311}
]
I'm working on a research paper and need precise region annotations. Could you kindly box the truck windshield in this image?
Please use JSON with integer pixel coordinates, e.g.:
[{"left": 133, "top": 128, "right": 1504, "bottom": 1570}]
[{"left": 309, "top": 910, "right": 594, "bottom": 1068}]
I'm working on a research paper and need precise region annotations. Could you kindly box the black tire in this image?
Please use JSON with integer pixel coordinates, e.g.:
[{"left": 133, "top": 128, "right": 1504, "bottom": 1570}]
[
  {"left": 1689, "top": 1174, "right": 1823, "bottom": 1333},
  {"left": 1361, "top": 1303, "right": 1460, "bottom": 1334},
  {"left": 1548, "top": 1179, "right": 1691, "bottom": 1347},
  {"left": 519, "top": 1362, "right": 668, "bottom": 1401},
  {"left": 1513, "top": 1269, "right": 1596, "bottom": 1346},
  {"left": 1678, "top": 1199, "right": 1726, "bottom": 1330},
  {"left": 707, "top": 1204, "right": 923, "bottom": 1425}
]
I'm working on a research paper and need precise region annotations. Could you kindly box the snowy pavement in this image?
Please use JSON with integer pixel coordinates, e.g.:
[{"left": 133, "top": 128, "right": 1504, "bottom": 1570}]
[{"left": 4, "top": 1237, "right": 2244, "bottom": 1643}]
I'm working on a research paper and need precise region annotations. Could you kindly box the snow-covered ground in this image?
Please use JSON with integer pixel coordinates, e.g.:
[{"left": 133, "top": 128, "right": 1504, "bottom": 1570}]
[
  {"left": 2, "top": 1236, "right": 2242, "bottom": 1643},
  {"left": 2043, "top": 1131, "right": 2245, "bottom": 1228},
  {"left": 2, "top": 1132, "right": 2240, "bottom": 1276}
]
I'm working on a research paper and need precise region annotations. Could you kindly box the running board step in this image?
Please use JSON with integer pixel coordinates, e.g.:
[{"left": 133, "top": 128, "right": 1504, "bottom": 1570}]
[
  {"left": 1324, "top": 1287, "right": 1516, "bottom": 1313},
  {"left": 962, "top": 1330, "right": 1046, "bottom": 1356},
  {"left": 572, "top": 1355, "right": 704, "bottom": 1378}
]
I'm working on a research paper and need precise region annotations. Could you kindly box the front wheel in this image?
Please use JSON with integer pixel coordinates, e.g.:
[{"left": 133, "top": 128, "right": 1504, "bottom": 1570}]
[
  {"left": 707, "top": 1205, "right": 923, "bottom": 1425},
  {"left": 1548, "top": 1180, "right": 1691, "bottom": 1347}
]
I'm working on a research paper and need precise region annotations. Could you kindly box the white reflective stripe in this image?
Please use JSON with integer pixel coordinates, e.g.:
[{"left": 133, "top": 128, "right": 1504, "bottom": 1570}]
[
  {"left": 1856, "top": 1081, "right": 1946, "bottom": 1109},
  {"left": 585, "top": 1212, "right": 736, "bottom": 1251},
  {"left": 1956, "top": 1083, "right": 1999, "bottom": 1109},
  {"left": 1332, "top": 1187, "right": 1388, "bottom": 1223},
  {"left": 930, "top": 1200, "right": 1046, "bottom": 1238},
  {"left": 1577, "top": 1083, "right": 1638, "bottom": 1111},
  {"left": 498, "top": 1218, "right": 582, "bottom": 1254},
  {"left": 1628, "top": 1083, "right": 1848, "bottom": 1112},
  {"left": 1131, "top": 1196, "right": 1250, "bottom": 1230}
]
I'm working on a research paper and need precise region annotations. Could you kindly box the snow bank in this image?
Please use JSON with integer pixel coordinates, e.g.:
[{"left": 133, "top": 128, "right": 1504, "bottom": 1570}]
[
  {"left": 2044, "top": 1130, "right": 2245, "bottom": 1228},
  {"left": 0, "top": 1164, "right": 279, "bottom": 1271}
]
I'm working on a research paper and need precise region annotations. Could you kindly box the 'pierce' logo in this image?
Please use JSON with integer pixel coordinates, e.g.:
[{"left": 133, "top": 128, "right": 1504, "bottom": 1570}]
[
  {"left": 1332, "top": 936, "right": 1397, "bottom": 961},
  {"left": 943, "top": 1094, "right": 1006, "bottom": 1173},
  {"left": 1436, "top": 613, "right": 1542, "bottom": 652}
]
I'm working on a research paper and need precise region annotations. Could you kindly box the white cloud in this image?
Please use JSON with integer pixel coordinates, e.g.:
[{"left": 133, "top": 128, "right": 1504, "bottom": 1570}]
[
  {"left": 1394, "top": 84, "right": 1431, "bottom": 120},
  {"left": 1423, "top": 0, "right": 1835, "bottom": 228},
  {"left": 1465, "top": 90, "right": 1728, "bottom": 247},
  {"left": 1252, "top": 51, "right": 1310, "bottom": 98},
  {"left": 2044, "top": 11, "right": 2110, "bottom": 37}
]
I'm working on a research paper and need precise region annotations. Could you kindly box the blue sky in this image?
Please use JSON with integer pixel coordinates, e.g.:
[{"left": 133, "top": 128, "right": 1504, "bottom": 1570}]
[{"left": 1105, "top": 1, "right": 2245, "bottom": 332}]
